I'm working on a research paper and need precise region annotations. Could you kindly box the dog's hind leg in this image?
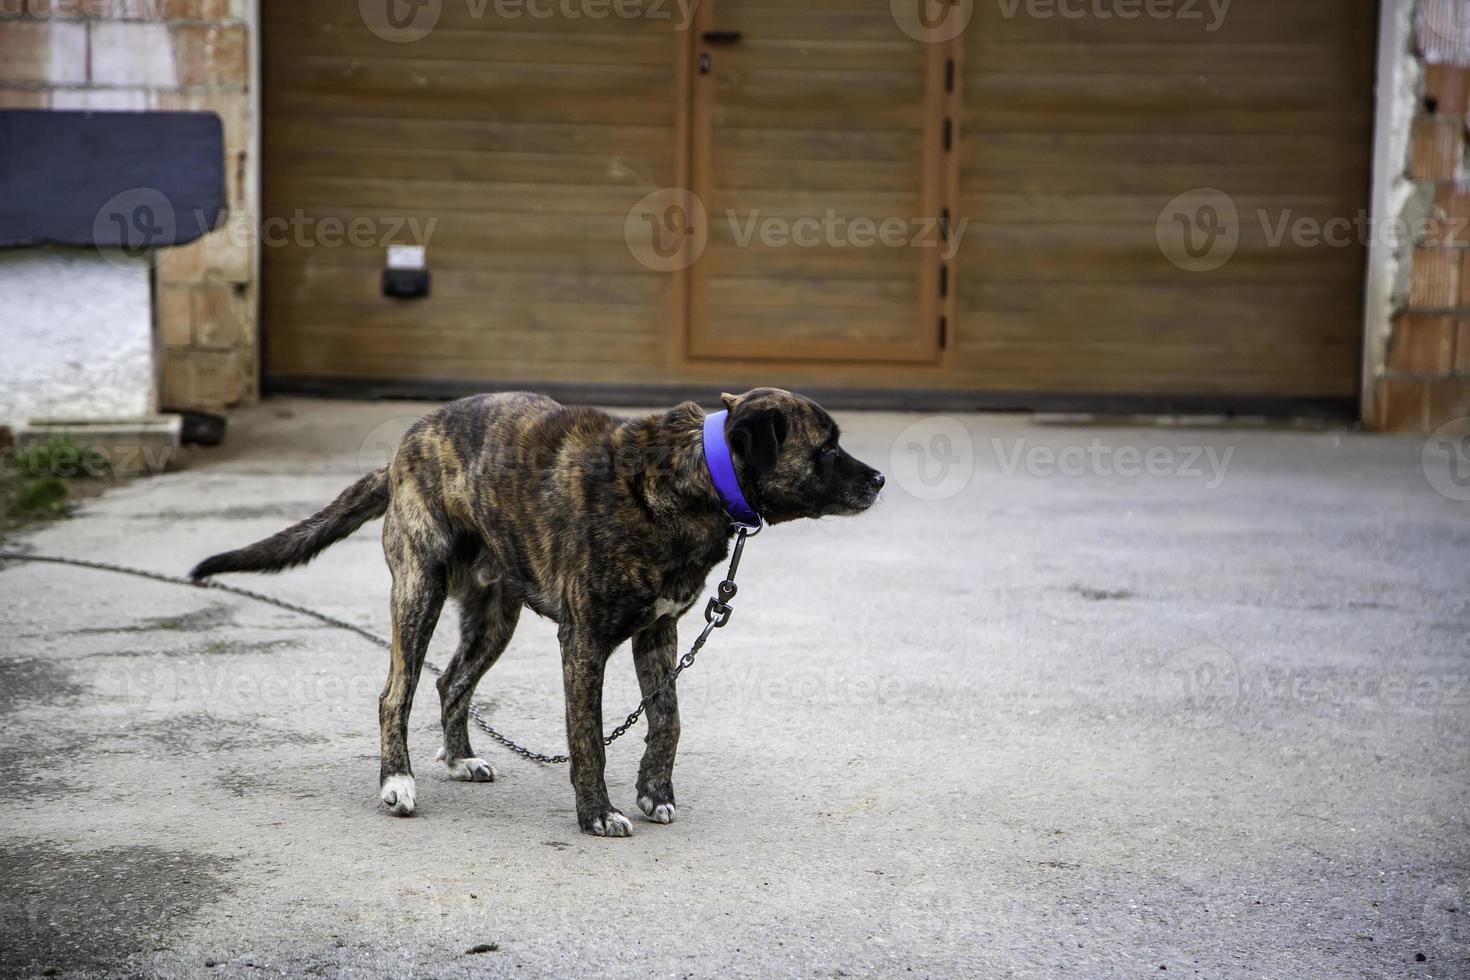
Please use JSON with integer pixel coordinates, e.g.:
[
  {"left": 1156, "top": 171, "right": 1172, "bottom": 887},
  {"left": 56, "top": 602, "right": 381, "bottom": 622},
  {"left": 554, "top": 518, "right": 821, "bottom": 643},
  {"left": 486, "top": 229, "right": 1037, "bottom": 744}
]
[
  {"left": 632, "top": 618, "right": 680, "bottom": 824},
  {"left": 378, "top": 506, "right": 448, "bottom": 817},
  {"left": 436, "top": 581, "right": 520, "bottom": 782}
]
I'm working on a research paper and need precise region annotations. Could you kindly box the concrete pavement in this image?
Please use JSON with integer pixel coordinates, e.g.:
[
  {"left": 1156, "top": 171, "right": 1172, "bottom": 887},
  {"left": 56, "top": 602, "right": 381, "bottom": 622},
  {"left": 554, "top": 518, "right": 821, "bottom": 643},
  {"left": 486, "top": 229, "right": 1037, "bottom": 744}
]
[{"left": 1, "top": 399, "right": 1467, "bottom": 978}]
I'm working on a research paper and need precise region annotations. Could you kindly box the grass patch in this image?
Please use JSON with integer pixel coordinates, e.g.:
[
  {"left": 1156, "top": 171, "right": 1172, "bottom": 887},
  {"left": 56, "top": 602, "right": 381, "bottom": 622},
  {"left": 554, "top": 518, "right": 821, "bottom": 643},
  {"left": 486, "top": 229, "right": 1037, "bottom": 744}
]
[
  {"left": 1, "top": 435, "right": 119, "bottom": 533},
  {"left": 11, "top": 475, "right": 69, "bottom": 518},
  {"left": 12, "top": 436, "right": 113, "bottom": 481}
]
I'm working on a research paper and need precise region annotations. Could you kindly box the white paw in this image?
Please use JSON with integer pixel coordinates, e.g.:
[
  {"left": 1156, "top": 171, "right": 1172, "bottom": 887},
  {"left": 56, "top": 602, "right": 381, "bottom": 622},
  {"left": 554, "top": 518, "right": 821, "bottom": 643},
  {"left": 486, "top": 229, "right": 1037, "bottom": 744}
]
[
  {"left": 436, "top": 746, "right": 496, "bottom": 782},
  {"left": 587, "top": 811, "right": 634, "bottom": 838},
  {"left": 380, "top": 774, "right": 416, "bottom": 816},
  {"left": 638, "top": 795, "right": 676, "bottom": 824}
]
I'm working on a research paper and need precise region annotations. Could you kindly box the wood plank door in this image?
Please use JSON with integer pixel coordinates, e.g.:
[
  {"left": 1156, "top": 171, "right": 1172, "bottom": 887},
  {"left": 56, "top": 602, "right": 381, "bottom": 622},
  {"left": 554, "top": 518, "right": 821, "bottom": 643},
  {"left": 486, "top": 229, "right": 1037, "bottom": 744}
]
[
  {"left": 261, "top": 0, "right": 679, "bottom": 390},
  {"left": 685, "top": 0, "right": 949, "bottom": 364},
  {"left": 953, "top": 0, "right": 1376, "bottom": 400}
]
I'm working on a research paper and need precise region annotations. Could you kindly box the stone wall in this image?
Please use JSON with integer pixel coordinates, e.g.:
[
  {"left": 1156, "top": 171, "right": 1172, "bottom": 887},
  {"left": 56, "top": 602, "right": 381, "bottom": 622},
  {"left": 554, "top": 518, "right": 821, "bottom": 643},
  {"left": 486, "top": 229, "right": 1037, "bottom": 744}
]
[
  {"left": 0, "top": 0, "right": 257, "bottom": 412},
  {"left": 1372, "top": 0, "right": 1470, "bottom": 431}
]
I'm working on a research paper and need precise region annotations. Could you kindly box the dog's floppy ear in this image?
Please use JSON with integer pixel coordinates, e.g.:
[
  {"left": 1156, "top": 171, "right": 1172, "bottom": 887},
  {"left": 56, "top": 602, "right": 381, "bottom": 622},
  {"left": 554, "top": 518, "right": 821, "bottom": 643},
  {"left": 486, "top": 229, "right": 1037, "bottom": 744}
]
[{"left": 727, "top": 405, "right": 788, "bottom": 475}]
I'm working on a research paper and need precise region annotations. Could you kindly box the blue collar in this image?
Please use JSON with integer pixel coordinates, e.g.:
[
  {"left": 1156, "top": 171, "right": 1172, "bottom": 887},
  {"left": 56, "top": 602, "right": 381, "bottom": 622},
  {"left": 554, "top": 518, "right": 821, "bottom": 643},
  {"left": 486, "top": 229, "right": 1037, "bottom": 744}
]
[{"left": 702, "top": 410, "right": 762, "bottom": 530}]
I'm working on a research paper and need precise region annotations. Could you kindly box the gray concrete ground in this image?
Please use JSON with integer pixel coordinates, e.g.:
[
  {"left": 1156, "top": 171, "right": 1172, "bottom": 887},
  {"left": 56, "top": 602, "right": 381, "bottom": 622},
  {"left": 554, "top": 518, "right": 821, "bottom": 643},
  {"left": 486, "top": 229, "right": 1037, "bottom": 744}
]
[{"left": 1, "top": 398, "right": 1467, "bottom": 979}]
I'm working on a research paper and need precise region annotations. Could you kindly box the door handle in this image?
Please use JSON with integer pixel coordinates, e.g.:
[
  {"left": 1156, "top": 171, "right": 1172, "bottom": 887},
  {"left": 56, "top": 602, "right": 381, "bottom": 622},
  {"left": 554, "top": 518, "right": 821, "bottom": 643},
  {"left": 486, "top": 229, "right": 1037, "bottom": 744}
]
[{"left": 701, "top": 31, "right": 742, "bottom": 45}]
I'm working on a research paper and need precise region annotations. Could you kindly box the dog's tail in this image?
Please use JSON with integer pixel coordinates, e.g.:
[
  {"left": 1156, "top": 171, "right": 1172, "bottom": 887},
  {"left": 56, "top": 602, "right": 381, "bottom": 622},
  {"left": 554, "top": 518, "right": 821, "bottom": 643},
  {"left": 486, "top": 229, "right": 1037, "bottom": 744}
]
[{"left": 190, "top": 468, "right": 390, "bottom": 580}]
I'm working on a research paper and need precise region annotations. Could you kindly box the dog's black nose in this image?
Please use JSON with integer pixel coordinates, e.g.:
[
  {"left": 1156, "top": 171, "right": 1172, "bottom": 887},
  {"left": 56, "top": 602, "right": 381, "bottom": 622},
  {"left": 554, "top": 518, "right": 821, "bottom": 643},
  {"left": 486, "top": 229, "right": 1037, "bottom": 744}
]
[{"left": 871, "top": 471, "right": 885, "bottom": 489}]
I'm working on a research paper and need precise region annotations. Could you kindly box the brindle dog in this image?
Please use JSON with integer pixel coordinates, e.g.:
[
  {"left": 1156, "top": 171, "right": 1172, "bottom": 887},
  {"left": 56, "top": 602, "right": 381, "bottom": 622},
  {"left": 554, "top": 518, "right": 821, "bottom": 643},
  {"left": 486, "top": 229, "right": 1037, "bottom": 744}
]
[{"left": 191, "top": 387, "right": 884, "bottom": 836}]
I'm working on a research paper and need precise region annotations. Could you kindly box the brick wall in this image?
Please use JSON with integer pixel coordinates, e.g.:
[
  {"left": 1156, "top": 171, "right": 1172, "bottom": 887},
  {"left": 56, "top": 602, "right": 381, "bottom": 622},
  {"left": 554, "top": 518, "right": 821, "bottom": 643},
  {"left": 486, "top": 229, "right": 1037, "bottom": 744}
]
[
  {"left": 0, "top": 0, "right": 257, "bottom": 412},
  {"left": 1379, "top": 1, "right": 1470, "bottom": 431}
]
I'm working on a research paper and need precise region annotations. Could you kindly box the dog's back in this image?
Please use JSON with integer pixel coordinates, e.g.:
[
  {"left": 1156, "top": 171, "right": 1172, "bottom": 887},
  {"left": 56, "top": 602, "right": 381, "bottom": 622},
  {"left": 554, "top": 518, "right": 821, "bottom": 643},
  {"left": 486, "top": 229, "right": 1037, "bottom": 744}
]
[{"left": 190, "top": 391, "right": 595, "bottom": 581}]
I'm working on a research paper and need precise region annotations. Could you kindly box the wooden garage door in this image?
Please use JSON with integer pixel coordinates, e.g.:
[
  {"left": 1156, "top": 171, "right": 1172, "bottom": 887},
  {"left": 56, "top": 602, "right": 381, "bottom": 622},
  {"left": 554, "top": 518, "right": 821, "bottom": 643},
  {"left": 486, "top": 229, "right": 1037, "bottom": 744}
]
[
  {"left": 954, "top": 0, "right": 1377, "bottom": 399},
  {"left": 260, "top": 0, "right": 678, "bottom": 386},
  {"left": 262, "top": 2, "right": 1376, "bottom": 407},
  {"left": 685, "top": 0, "right": 946, "bottom": 364}
]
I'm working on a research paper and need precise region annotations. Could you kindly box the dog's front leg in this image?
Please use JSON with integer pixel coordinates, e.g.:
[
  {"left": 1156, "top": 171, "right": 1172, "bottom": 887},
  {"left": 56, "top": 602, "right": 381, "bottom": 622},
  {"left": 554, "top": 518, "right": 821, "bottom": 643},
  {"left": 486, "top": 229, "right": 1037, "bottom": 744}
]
[
  {"left": 560, "top": 625, "right": 630, "bottom": 838},
  {"left": 632, "top": 618, "right": 680, "bottom": 824}
]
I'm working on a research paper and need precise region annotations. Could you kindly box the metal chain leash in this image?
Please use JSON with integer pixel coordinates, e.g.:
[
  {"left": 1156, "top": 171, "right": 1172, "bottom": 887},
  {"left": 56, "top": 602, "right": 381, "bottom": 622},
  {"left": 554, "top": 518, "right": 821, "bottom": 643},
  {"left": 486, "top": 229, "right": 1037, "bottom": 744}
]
[{"left": 0, "top": 526, "right": 755, "bottom": 766}]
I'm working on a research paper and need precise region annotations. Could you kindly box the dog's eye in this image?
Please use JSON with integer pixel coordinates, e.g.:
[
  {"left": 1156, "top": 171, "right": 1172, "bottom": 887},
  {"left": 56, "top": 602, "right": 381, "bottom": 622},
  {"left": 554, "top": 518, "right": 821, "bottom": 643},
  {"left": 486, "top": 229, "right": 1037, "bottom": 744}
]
[{"left": 819, "top": 445, "right": 838, "bottom": 459}]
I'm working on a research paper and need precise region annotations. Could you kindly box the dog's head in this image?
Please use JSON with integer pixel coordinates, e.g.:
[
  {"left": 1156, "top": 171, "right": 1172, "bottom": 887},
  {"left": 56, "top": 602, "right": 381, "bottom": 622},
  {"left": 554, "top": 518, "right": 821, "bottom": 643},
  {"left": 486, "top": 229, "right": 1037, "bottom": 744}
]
[{"left": 720, "top": 388, "right": 884, "bottom": 524}]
